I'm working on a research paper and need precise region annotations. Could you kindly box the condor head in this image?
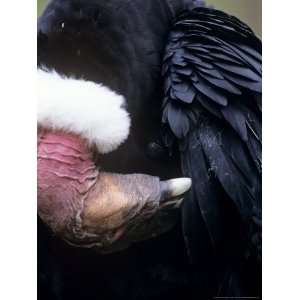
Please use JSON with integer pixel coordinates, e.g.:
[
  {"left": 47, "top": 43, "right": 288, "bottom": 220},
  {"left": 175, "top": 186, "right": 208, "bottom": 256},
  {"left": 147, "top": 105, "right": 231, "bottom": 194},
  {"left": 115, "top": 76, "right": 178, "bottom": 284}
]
[{"left": 37, "top": 0, "right": 192, "bottom": 253}]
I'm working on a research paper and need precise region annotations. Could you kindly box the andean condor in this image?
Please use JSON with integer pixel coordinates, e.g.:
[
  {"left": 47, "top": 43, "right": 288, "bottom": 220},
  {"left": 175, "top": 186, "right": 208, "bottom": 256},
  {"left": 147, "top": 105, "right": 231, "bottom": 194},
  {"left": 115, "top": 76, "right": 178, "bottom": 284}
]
[{"left": 37, "top": 0, "right": 262, "bottom": 299}]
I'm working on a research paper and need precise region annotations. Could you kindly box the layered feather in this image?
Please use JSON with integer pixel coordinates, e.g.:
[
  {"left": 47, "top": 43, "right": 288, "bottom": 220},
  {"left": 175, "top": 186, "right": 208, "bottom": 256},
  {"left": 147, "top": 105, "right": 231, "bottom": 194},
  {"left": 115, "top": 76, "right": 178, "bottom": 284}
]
[{"left": 162, "top": 7, "right": 262, "bottom": 295}]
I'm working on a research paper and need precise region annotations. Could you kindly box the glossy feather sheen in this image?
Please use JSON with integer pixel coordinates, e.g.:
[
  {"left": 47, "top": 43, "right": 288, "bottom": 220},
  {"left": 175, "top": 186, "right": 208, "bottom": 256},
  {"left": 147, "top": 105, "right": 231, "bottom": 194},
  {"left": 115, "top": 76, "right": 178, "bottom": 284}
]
[
  {"left": 162, "top": 7, "right": 262, "bottom": 139},
  {"left": 162, "top": 6, "right": 262, "bottom": 294}
]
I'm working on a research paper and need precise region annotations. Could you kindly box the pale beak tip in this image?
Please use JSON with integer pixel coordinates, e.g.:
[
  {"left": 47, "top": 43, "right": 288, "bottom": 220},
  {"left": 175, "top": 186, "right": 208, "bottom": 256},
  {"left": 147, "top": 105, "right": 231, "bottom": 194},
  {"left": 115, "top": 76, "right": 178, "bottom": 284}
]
[
  {"left": 175, "top": 177, "right": 192, "bottom": 194},
  {"left": 161, "top": 177, "right": 192, "bottom": 199}
]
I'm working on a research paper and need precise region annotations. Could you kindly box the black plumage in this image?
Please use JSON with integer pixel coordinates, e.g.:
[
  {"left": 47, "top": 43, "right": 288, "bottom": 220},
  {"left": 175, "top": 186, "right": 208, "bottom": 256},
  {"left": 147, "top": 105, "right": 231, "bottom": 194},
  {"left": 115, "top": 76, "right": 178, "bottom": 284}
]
[
  {"left": 162, "top": 6, "right": 261, "bottom": 296},
  {"left": 163, "top": 7, "right": 261, "bottom": 138},
  {"left": 38, "top": 1, "right": 261, "bottom": 299}
]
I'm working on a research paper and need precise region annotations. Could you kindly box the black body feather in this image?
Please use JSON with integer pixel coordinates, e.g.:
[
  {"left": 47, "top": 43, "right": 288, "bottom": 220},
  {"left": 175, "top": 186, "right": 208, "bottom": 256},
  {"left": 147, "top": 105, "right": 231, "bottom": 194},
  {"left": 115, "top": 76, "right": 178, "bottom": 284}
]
[{"left": 38, "top": 1, "right": 261, "bottom": 299}]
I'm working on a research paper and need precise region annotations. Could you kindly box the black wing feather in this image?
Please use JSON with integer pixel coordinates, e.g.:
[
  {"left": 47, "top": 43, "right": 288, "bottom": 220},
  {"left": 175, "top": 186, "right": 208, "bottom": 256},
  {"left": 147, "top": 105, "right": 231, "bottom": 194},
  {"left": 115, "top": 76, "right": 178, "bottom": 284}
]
[{"left": 161, "top": 7, "right": 261, "bottom": 295}]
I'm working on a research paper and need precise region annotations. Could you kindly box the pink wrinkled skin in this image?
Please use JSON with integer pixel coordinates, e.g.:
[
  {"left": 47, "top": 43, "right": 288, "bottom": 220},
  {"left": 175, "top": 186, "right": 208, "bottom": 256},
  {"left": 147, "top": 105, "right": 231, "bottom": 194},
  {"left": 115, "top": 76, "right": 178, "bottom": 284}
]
[
  {"left": 37, "top": 129, "right": 172, "bottom": 252},
  {"left": 37, "top": 130, "right": 99, "bottom": 240}
]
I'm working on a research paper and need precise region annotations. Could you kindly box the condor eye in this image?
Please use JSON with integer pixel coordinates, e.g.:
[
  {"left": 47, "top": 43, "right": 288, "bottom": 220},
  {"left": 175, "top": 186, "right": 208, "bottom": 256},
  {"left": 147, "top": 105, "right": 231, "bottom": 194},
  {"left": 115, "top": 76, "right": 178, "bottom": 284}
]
[{"left": 56, "top": 20, "right": 67, "bottom": 32}]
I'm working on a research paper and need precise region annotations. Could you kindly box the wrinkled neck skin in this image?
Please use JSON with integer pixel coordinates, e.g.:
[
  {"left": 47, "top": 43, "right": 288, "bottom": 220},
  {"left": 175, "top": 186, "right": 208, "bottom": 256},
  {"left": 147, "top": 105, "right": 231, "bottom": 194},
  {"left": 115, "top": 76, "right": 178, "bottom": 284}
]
[
  {"left": 38, "top": 129, "right": 179, "bottom": 253},
  {"left": 37, "top": 129, "right": 190, "bottom": 253},
  {"left": 37, "top": 130, "right": 99, "bottom": 244}
]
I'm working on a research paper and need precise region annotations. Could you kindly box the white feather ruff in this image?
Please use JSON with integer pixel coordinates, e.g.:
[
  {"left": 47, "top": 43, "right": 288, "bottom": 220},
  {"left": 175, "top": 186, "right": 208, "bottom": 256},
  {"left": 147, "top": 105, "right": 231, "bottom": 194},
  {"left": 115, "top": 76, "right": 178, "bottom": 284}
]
[{"left": 37, "top": 69, "right": 131, "bottom": 154}]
